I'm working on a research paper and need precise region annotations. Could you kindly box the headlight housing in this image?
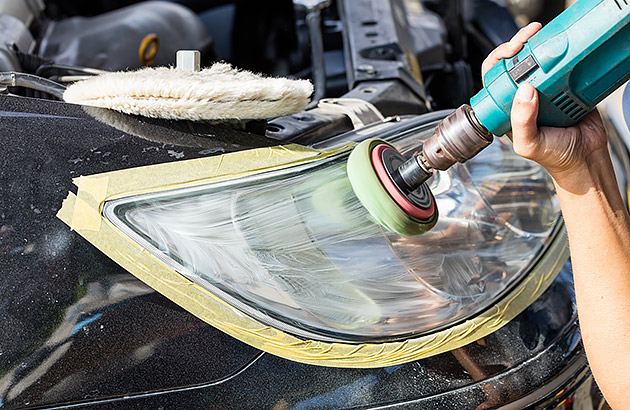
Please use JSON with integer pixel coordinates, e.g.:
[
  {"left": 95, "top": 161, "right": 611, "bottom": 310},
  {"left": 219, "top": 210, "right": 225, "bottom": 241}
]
[
  {"left": 60, "top": 115, "right": 568, "bottom": 367},
  {"left": 104, "top": 118, "right": 561, "bottom": 339}
]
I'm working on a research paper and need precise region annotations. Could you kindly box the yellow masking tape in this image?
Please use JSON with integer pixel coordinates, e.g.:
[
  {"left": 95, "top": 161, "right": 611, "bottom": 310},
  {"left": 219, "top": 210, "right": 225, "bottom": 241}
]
[
  {"left": 107, "top": 144, "right": 320, "bottom": 202},
  {"left": 56, "top": 143, "right": 569, "bottom": 368},
  {"left": 58, "top": 192, "right": 78, "bottom": 225},
  {"left": 73, "top": 175, "right": 110, "bottom": 201},
  {"left": 71, "top": 196, "right": 103, "bottom": 231},
  {"left": 62, "top": 143, "right": 324, "bottom": 232},
  {"left": 70, "top": 175, "right": 110, "bottom": 231}
]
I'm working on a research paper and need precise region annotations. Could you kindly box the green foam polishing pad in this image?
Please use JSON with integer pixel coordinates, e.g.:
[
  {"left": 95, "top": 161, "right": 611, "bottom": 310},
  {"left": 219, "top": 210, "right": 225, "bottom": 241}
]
[{"left": 346, "top": 138, "right": 438, "bottom": 236}]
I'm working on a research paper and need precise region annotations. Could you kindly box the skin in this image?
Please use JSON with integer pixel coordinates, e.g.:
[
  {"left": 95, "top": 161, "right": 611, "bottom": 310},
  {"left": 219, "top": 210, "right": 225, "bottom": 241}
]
[{"left": 483, "top": 23, "right": 630, "bottom": 409}]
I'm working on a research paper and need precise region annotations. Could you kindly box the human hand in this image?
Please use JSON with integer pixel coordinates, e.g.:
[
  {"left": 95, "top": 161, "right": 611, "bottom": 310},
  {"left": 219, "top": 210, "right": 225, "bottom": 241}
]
[{"left": 481, "top": 22, "right": 610, "bottom": 190}]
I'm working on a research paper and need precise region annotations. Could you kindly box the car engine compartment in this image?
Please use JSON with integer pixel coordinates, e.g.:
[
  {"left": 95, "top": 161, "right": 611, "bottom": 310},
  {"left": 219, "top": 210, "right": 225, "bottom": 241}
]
[{"left": 0, "top": 0, "right": 522, "bottom": 120}]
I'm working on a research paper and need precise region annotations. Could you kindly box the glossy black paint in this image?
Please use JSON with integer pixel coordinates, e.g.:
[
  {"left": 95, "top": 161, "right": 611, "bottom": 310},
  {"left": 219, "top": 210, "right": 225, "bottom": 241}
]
[
  {"left": 0, "top": 95, "right": 600, "bottom": 409},
  {"left": 0, "top": 95, "right": 274, "bottom": 408}
]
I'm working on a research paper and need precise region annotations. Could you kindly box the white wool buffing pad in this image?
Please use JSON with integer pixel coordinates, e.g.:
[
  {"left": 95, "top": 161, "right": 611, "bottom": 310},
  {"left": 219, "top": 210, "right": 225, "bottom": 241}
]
[{"left": 63, "top": 62, "right": 313, "bottom": 121}]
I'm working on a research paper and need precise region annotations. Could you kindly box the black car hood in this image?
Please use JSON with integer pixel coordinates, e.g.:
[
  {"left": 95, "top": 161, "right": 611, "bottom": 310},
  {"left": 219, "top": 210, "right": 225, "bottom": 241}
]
[{"left": 0, "top": 95, "right": 274, "bottom": 407}]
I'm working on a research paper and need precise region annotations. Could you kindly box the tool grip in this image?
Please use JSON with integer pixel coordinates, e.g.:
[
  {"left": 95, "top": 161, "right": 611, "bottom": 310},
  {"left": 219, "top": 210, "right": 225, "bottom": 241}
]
[{"left": 470, "top": 0, "right": 630, "bottom": 136}]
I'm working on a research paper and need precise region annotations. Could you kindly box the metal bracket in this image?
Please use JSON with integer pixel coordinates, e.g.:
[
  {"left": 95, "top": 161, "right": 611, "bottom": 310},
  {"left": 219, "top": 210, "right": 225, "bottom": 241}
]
[{"left": 316, "top": 98, "right": 385, "bottom": 129}]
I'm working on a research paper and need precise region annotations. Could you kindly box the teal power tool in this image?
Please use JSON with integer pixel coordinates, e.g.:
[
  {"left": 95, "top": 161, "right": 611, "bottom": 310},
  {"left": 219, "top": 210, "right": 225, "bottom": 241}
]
[{"left": 347, "top": 0, "right": 630, "bottom": 236}]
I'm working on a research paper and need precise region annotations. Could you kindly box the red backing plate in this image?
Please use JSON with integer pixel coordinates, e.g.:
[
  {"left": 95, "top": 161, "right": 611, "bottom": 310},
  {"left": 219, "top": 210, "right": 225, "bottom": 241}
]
[{"left": 370, "top": 144, "right": 435, "bottom": 221}]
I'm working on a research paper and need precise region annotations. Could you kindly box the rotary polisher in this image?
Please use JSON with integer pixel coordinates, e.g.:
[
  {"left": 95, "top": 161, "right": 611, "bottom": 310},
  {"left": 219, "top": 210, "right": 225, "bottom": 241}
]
[{"left": 348, "top": 0, "right": 630, "bottom": 236}]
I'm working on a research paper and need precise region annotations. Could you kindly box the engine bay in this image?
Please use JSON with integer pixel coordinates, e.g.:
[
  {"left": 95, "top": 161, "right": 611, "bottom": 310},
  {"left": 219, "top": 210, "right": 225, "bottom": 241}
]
[{"left": 0, "top": 0, "right": 529, "bottom": 119}]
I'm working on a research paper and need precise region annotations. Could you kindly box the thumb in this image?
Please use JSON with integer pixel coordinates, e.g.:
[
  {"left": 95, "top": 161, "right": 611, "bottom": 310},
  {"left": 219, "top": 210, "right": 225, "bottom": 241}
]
[{"left": 510, "top": 83, "right": 539, "bottom": 158}]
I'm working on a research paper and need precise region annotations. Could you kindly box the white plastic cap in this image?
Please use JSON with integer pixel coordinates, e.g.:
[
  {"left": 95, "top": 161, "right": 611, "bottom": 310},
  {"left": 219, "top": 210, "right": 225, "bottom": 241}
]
[{"left": 176, "top": 50, "right": 201, "bottom": 72}]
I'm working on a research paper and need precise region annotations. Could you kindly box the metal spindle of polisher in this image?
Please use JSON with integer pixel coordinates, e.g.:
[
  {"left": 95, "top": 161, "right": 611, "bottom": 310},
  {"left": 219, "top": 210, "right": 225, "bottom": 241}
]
[{"left": 391, "top": 105, "right": 494, "bottom": 195}]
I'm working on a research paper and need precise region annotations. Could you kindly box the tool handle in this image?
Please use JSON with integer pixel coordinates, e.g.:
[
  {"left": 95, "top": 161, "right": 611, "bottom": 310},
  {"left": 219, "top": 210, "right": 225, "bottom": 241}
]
[{"left": 470, "top": 0, "right": 630, "bottom": 136}]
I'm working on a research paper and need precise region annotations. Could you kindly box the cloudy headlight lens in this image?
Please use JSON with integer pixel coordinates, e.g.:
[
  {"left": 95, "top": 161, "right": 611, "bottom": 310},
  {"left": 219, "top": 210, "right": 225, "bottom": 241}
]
[{"left": 103, "top": 122, "right": 561, "bottom": 342}]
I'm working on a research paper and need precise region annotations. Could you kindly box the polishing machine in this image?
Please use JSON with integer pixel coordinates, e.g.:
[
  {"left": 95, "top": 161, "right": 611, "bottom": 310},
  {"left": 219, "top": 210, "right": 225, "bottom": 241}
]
[{"left": 348, "top": 0, "right": 630, "bottom": 235}]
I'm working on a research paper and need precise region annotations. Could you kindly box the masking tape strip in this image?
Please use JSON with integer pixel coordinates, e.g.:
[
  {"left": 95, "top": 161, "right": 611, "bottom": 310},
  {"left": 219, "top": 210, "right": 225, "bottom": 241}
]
[
  {"left": 66, "top": 143, "right": 323, "bottom": 232},
  {"left": 71, "top": 175, "right": 109, "bottom": 231},
  {"left": 57, "top": 143, "right": 569, "bottom": 368}
]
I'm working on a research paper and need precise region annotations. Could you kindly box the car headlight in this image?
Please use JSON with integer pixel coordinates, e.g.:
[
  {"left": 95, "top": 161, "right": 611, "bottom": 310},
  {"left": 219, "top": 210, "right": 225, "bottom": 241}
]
[{"left": 59, "top": 115, "right": 568, "bottom": 367}]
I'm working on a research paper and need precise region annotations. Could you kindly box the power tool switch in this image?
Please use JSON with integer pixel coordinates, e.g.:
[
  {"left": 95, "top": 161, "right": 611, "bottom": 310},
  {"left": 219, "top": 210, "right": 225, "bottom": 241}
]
[{"left": 508, "top": 55, "right": 539, "bottom": 83}]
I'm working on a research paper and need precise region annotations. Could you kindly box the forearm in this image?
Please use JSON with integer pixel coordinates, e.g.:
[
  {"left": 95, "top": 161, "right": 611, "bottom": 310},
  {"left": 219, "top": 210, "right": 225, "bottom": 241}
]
[{"left": 552, "top": 148, "right": 630, "bottom": 409}]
